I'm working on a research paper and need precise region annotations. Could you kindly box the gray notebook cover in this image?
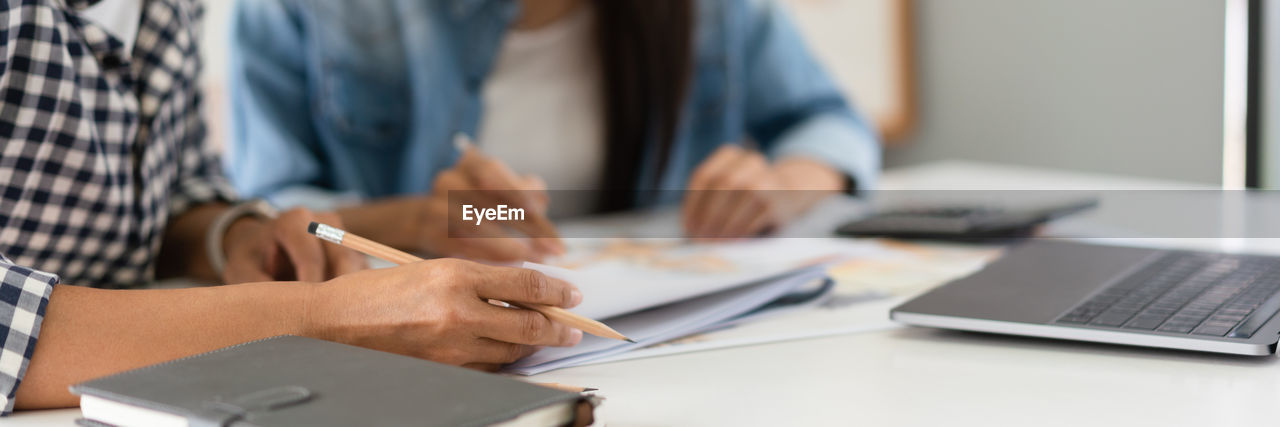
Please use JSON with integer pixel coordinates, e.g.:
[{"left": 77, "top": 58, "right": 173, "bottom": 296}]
[{"left": 70, "top": 335, "right": 584, "bottom": 427}]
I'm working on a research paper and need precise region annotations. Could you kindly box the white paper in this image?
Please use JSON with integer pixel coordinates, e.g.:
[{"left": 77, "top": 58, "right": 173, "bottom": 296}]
[
  {"left": 525, "top": 238, "right": 883, "bottom": 320},
  {"left": 584, "top": 297, "right": 906, "bottom": 366},
  {"left": 570, "top": 239, "right": 1003, "bottom": 366},
  {"left": 505, "top": 268, "right": 828, "bottom": 375}
]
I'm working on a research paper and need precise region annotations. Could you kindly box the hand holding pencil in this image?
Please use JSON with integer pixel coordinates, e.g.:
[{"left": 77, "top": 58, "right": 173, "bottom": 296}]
[
  {"left": 293, "top": 251, "right": 582, "bottom": 371},
  {"left": 307, "top": 222, "right": 633, "bottom": 343},
  {"left": 335, "top": 135, "right": 566, "bottom": 264},
  {"left": 434, "top": 134, "right": 566, "bottom": 259}
]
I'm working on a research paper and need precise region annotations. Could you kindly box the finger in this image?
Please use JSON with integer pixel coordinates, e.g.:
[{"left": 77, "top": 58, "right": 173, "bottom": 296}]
[
  {"left": 323, "top": 236, "right": 368, "bottom": 277},
  {"left": 722, "top": 196, "right": 778, "bottom": 239},
  {"left": 463, "top": 342, "right": 542, "bottom": 368},
  {"left": 687, "top": 145, "right": 745, "bottom": 190},
  {"left": 452, "top": 237, "right": 538, "bottom": 262},
  {"left": 433, "top": 170, "right": 488, "bottom": 237},
  {"left": 682, "top": 148, "right": 737, "bottom": 233},
  {"left": 461, "top": 363, "right": 503, "bottom": 372},
  {"left": 274, "top": 210, "right": 328, "bottom": 282},
  {"left": 453, "top": 151, "right": 563, "bottom": 255},
  {"left": 739, "top": 204, "right": 777, "bottom": 237},
  {"left": 450, "top": 217, "right": 538, "bottom": 261},
  {"left": 432, "top": 169, "right": 469, "bottom": 192},
  {"left": 529, "top": 237, "right": 565, "bottom": 257},
  {"left": 691, "top": 185, "right": 743, "bottom": 239},
  {"left": 467, "top": 337, "right": 544, "bottom": 365},
  {"left": 426, "top": 197, "right": 537, "bottom": 262},
  {"left": 702, "top": 152, "right": 770, "bottom": 238},
  {"left": 521, "top": 175, "right": 550, "bottom": 212},
  {"left": 475, "top": 266, "right": 582, "bottom": 308},
  {"left": 463, "top": 201, "right": 561, "bottom": 257},
  {"left": 493, "top": 204, "right": 561, "bottom": 249},
  {"left": 684, "top": 146, "right": 746, "bottom": 236},
  {"left": 698, "top": 188, "right": 740, "bottom": 239},
  {"left": 710, "top": 191, "right": 762, "bottom": 239},
  {"left": 473, "top": 304, "right": 583, "bottom": 347},
  {"left": 457, "top": 152, "right": 545, "bottom": 212},
  {"left": 456, "top": 164, "right": 563, "bottom": 247},
  {"left": 266, "top": 245, "right": 296, "bottom": 281},
  {"left": 705, "top": 162, "right": 769, "bottom": 238},
  {"left": 518, "top": 175, "right": 564, "bottom": 256},
  {"left": 453, "top": 151, "right": 562, "bottom": 254}
]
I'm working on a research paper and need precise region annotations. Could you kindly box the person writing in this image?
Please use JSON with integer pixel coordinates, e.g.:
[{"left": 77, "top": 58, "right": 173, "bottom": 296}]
[
  {"left": 1, "top": 0, "right": 582, "bottom": 413},
  {"left": 227, "top": 0, "right": 881, "bottom": 262}
]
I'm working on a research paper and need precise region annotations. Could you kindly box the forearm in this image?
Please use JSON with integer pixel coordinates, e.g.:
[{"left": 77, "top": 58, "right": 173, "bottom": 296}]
[
  {"left": 14, "top": 282, "right": 311, "bottom": 410},
  {"left": 768, "top": 114, "right": 881, "bottom": 193},
  {"left": 773, "top": 157, "right": 846, "bottom": 219},
  {"left": 774, "top": 157, "right": 845, "bottom": 192},
  {"left": 155, "top": 203, "right": 230, "bottom": 281}
]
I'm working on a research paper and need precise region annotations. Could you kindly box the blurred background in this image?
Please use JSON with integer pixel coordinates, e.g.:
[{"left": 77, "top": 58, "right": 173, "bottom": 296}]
[{"left": 200, "top": 0, "right": 1267, "bottom": 188}]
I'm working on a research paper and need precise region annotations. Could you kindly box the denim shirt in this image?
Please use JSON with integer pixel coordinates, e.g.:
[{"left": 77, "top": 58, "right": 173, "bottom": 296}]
[{"left": 227, "top": 0, "right": 881, "bottom": 210}]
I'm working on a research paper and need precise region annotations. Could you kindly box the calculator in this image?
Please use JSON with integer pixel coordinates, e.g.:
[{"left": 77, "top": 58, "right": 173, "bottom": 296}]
[{"left": 835, "top": 198, "right": 1098, "bottom": 241}]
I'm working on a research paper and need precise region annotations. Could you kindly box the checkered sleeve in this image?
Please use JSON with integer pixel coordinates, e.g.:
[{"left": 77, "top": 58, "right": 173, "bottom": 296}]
[
  {"left": 151, "top": 0, "right": 237, "bottom": 216},
  {"left": 0, "top": 254, "right": 56, "bottom": 416},
  {"left": 166, "top": 112, "right": 237, "bottom": 215}
]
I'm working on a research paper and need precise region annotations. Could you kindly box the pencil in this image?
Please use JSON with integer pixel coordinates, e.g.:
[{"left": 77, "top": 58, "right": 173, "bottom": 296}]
[
  {"left": 534, "top": 382, "right": 598, "bottom": 393},
  {"left": 306, "top": 222, "right": 635, "bottom": 343}
]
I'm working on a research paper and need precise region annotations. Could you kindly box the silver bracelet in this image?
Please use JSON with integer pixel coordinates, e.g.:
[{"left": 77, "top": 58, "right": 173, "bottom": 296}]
[{"left": 206, "top": 199, "right": 280, "bottom": 276}]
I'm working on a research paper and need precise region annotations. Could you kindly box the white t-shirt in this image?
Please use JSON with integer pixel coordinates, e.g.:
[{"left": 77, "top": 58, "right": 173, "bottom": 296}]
[{"left": 477, "top": 4, "right": 603, "bottom": 217}]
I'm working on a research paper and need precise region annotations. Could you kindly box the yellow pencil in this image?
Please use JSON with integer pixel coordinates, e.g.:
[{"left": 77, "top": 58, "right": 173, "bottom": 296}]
[
  {"left": 534, "top": 382, "right": 599, "bottom": 393},
  {"left": 307, "top": 222, "right": 635, "bottom": 343}
]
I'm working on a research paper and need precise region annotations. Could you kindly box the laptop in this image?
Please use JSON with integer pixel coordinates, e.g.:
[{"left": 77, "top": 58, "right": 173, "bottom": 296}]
[{"left": 891, "top": 240, "right": 1280, "bottom": 355}]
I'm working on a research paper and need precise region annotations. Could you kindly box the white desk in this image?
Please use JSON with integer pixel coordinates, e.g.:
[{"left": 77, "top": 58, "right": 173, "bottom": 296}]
[{"left": 12, "top": 161, "right": 1280, "bottom": 426}]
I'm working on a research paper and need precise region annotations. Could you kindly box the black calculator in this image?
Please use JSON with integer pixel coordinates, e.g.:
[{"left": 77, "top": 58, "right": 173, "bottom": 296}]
[{"left": 835, "top": 198, "right": 1098, "bottom": 241}]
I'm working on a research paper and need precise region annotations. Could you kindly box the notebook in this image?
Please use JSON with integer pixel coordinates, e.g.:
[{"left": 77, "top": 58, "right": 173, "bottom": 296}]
[{"left": 71, "top": 336, "right": 595, "bottom": 427}]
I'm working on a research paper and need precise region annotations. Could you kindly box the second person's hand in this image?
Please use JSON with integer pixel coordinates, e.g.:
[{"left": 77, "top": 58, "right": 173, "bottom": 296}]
[
  {"left": 428, "top": 142, "right": 565, "bottom": 260},
  {"left": 223, "top": 208, "right": 368, "bottom": 284},
  {"left": 336, "top": 145, "right": 565, "bottom": 263},
  {"left": 682, "top": 145, "right": 845, "bottom": 239}
]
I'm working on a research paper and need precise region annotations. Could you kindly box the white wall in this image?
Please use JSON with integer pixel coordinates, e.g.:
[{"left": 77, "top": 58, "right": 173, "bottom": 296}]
[
  {"left": 885, "top": 0, "right": 1228, "bottom": 184},
  {"left": 1265, "top": 0, "right": 1280, "bottom": 188},
  {"left": 200, "top": 0, "right": 233, "bottom": 152}
]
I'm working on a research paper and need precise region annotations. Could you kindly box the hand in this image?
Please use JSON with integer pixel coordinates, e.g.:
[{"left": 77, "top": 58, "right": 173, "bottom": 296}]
[
  {"left": 305, "top": 258, "right": 584, "bottom": 370},
  {"left": 340, "top": 149, "right": 565, "bottom": 263},
  {"left": 682, "top": 145, "right": 844, "bottom": 239},
  {"left": 433, "top": 147, "right": 565, "bottom": 259},
  {"left": 222, "top": 208, "right": 368, "bottom": 284}
]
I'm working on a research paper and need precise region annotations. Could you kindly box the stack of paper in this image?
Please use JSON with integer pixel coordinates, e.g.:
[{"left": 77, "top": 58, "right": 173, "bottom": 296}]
[
  {"left": 515, "top": 237, "right": 1003, "bottom": 371},
  {"left": 505, "top": 238, "right": 881, "bottom": 375}
]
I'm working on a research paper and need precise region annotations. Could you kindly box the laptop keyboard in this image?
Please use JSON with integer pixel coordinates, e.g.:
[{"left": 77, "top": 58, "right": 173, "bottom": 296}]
[{"left": 1055, "top": 251, "right": 1280, "bottom": 338}]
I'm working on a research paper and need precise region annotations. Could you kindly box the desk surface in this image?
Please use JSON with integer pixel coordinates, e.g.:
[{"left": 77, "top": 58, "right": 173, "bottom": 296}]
[{"left": 12, "top": 161, "right": 1277, "bottom": 426}]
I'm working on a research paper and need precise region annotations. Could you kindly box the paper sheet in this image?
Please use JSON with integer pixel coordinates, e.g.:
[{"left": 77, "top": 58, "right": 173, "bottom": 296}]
[
  {"left": 564, "top": 239, "right": 1003, "bottom": 367},
  {"left": 584, "top": 297, "right": 906, "bottom": 366},
  {"left": 505, "top": 267, "right": 828, "bottom": 375},
  {"left": 526, "top": 238, "right": 885, "bottom": 320},
  {"left": 490, "top": 209, "right": 1002, "bottom": 372}
]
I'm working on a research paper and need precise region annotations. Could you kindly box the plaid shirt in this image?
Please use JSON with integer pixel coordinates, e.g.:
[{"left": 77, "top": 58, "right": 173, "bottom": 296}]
[{"left": 0, "top": 0, "right": 232, "bottom": 413}]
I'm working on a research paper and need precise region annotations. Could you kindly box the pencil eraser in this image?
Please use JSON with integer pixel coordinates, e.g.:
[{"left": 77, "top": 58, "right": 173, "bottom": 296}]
[{"left": 307, "top": 221, "right": 319, "bottom": 235}]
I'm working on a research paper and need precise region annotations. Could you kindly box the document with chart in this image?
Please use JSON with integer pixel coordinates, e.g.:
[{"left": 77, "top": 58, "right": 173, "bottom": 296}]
[
  {"left": 506, "top": 237, "right": 1001, "bottom": 374},
  {"left": 503, "top": 238, "right": 861, "bottom": 374}
]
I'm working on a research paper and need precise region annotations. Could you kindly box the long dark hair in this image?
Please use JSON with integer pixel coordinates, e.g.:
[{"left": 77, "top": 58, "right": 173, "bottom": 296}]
[{"left": 593, "top": 0, "right": 694, "bottom": 212}]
